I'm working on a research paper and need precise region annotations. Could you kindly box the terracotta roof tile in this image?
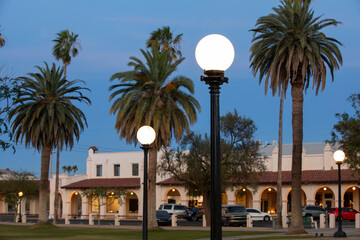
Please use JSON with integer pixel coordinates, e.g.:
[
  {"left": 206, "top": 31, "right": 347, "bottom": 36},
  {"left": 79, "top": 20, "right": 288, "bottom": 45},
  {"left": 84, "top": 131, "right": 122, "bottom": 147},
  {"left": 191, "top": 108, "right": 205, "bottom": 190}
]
[
  {"left": 157, "top": 169, "right": 360, "bottom": 186},
  {"left": 62, "top": 178, "right": 140, "bottom": 189}
]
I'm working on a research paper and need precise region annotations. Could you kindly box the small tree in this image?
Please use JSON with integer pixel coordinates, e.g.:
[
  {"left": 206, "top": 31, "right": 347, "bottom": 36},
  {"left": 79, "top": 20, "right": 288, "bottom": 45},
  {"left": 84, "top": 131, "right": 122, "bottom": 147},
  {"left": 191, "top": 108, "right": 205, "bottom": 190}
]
[
  {"left": 0, "top": 171, "right": 38, "bottom": 222},
  {"left": 82, "top": 188, "right": 126, "bottom": 225},
  {"left": 329, "top": 93, "right": 360, "bottom": 172},
  {"left": 160, "top": 110, "right": 266, "bottom": 225}
]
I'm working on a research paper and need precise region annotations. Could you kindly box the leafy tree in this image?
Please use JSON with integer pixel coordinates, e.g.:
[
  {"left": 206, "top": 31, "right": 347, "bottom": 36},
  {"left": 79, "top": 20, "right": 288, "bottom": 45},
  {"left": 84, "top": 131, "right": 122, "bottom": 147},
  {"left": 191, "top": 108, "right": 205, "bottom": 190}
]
[
  {"left": 109, "top": 48, "right": 200, "bottom": 228},
  {"left": 82, "top": 188, "right": 126, "bottom": 225},
  {"left": 9, "top": 62, "right": 91, "bottom": 223},
  {"left": 330, "top": 94, "right": 360, "bottom": 172},
  {"left": 146, "top": 26, "right": 183, "bottom": 61},
  {"left": 0, "top": 76, "right": 20, "bottom": 152},
  {"left": 160, "top": 110, "right": 265, "bottom": 225},
  {"left": 0, "top": 26, "right": 5, "bottom": 47},
  {"left": 0, "top": 171, "right": 38, "bottom": 222},
  {"left": 52, "top": 29, "right": 81, "bottom": 224},
  {"left": 249, "top": 0, "right": 342, "bottom": 234}
]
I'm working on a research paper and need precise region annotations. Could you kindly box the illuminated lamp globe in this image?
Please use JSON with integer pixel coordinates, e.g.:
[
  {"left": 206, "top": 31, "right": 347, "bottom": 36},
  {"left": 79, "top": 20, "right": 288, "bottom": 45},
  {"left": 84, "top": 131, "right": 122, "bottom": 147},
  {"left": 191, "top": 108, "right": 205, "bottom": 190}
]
[
  {"left": 18, "top": 191, "right": 23, "bottom": 197},
  {"left": 137, "top": 126, "right": 156, "bottom": 146},
  {"left": 195, "top": 34, "right": 235, "bottom": 71},
  {"left": 334, "top": 150, "right": 345, "bottom": 164}
]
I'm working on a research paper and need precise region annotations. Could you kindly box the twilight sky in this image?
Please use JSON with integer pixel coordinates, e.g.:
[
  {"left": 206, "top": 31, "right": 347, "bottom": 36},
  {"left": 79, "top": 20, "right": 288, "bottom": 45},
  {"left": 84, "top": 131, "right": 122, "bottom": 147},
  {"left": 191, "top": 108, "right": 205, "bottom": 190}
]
[{"left": 1, "top": 0, "right": 359, "bottom": 177}]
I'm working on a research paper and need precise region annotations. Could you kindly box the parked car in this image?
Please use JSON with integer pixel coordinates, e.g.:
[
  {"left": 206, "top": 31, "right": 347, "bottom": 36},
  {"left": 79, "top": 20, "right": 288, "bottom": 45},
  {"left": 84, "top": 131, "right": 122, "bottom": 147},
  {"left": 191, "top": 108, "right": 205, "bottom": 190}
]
[
  {"left": 185, "top": 207, "right": 204, "bottom": 221},
  {"left": 222, "top": 205, "right": 248, "bottom": 226},
  {"left": 246, "top": 208, "right": 272, "bottom": 222},
  {"left": 302, "top": 205, "right": 326, "bottom": 219},
  {"left": 156, "top": 210, "right": 172, "bottom": 226},
  {"left": 327, "top": 207, "right": 359, "bottom": 220},
  {"left": 158, "top": 204, "right": 187, "bottom": 217}
]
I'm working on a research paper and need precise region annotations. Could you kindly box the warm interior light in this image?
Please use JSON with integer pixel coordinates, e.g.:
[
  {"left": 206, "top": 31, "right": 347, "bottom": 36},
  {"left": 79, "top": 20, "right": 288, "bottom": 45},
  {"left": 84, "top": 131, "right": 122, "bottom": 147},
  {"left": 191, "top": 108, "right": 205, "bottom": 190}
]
[
  {"left": 137, "top": 126, "right": 156, "bottom": 145},
  {"left": 323, "top": 187, "right": 327, "bottom": 191},
  {"left": 334, "top": 150, "right": 345, "bottom": 164},
  {"left": 195, "top": 34, "right": 235, "bottom": 71},
  {"left": 353, "top": 187, "right": 356, "bottom": 191},
  {"left": 242, "top": 188, "right": 246, "bottom": 192},
  {"left": 268, "top": 188, "right": 271, "bottom": 192},
  {"left": 130, "top": 192, "right": 134, "bottom": 195},
  {"left": 172, "top": 188, "right": 175, "bottom": 192},
  {"left": 111, "top": 192, "right": 114, "bottom": 195},
  {"left": 18, "top": 191, "right": 23, "bottom": 197},
  {"left": 74, "top": 192, "right": 78, "bottom": 195}
]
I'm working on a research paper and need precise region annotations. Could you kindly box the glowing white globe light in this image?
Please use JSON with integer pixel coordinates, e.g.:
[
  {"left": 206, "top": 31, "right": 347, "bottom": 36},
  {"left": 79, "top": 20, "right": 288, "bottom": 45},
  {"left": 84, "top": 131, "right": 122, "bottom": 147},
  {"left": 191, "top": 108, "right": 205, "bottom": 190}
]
[
  {"left": 333, "top": 150, "right": 345, "bottom": 164},
  {"left": 137, "top": 126, "right": 156, "bottom": 145},
  {"left": 195, "top": 34, "right": 235, "bottom": 71}
]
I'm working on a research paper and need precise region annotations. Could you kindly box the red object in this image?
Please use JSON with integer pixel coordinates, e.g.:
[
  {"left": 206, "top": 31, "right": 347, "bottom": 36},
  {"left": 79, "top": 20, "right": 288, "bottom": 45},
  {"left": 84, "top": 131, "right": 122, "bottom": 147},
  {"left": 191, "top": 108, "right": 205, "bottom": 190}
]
[{"left": 327, "top": 207, "right": 359, "bottom": 220}]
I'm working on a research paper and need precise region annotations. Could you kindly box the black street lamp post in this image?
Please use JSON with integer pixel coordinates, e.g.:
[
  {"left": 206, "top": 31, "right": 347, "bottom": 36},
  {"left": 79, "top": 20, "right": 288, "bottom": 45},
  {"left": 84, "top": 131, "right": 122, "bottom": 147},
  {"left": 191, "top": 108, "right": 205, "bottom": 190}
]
[
  {"left": 137, "top": 126, "right": 156, "bottom": 240},
  {"left": 18, "top": 191, "right": 23, "bottom": 223},
  {"left": 333, "top": 149, "right": 346, "bottom": 238},
  {"left": 195, "top": 34, "right": 235, "bottom": 240}
]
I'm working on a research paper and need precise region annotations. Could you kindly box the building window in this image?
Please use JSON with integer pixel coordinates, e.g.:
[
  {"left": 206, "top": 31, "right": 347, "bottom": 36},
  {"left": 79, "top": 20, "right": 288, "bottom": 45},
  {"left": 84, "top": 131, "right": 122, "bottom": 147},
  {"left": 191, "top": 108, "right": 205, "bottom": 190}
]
[
  {"left": 114, "top": 164, "right": 120, "bottom": 177},
  {"left": 96, "top": 165, "right": 102, "bottom": 177},
  {"left": 132, "top": 163, "right": 139, "bottom": 176}
]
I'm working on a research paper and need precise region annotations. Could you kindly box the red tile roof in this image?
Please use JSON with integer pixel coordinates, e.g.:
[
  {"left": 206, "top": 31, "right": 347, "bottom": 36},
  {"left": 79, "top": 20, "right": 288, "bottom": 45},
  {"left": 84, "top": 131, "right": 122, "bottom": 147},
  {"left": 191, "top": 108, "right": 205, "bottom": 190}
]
[
  {"left": 157, "top": 169, "right": 360, "bottom": 186},
  {"left": 62, "top": 178, "right": 140, "bottom": 189}
]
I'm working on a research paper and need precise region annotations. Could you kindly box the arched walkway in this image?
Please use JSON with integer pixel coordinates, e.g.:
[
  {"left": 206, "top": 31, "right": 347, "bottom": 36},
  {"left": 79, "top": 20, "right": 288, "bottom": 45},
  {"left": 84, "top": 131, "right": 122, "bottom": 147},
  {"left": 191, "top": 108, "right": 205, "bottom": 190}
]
[
  {"left": 315, "top": 186, "right": 335, "bottom": 210},
  {"left": 106, "top": 192, "right": 119, "bottom": 213},
  {"left": 70, "top": 191, "right": 82, "bottom": 217},
  {"left": 344, "top": 186, "right": 360, "bottom": 211},
  {"left": 286, "top": 189, "right": 307, "bottom": 213},
  {"left": 261, "top": 187, "right": 276, "bottom": 213},
  {"left": 235, "top": 187, "right": 253, "bottom": 208},
  {"left": 166, "top": 188, "right": 181, "bottom": 204},
  {"left": 126, "top": 191, "right": 138, "bottom": 217}
]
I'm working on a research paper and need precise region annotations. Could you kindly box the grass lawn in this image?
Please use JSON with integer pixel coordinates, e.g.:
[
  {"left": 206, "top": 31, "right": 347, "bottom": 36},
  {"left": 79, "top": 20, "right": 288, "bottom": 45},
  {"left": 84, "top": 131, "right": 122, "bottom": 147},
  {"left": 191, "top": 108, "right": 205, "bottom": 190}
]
[{"left": 0, "top": 224, "right": 279, "bottom": 240}]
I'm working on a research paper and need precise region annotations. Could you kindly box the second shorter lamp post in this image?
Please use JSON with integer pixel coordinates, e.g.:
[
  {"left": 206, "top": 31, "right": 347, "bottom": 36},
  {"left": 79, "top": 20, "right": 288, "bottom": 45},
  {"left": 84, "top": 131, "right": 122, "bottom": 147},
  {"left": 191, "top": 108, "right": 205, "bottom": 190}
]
[
  {"left": 18, "top": 191, "right": 23, "bottom": 223},
  {"left": 333, "top": 150, "right": 346, "bottom": 238},
  {"left": 137, "top": 126, "right": 156, "bottom": 240}
]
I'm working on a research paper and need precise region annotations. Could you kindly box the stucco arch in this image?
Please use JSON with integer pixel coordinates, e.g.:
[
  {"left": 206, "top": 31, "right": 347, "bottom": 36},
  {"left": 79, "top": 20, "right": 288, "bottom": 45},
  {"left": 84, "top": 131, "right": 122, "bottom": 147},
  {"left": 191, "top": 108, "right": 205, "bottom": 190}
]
[
  {"left": 314, "top": 186, "right": 335, "bottom": 210},
  {"left": 70, "top": 191, "right": 82, "bottom": 217},
  {"left": 344, "top": 186, "right": 360, "bottom": 210},
  {"left": 286, "top": 188, "right": 307, "bottom": 213},
  {"left": 235, "top": 187, "right": 253, "bottom": 208},
  {"left": 260, "top": 187, "right": 276, "bottom": 213},
  {"left": 126, "top": 191, "right": 138, "bottom": 217},
  {"left": 164, "top": 188, "right": 181, "bottom": 204}
]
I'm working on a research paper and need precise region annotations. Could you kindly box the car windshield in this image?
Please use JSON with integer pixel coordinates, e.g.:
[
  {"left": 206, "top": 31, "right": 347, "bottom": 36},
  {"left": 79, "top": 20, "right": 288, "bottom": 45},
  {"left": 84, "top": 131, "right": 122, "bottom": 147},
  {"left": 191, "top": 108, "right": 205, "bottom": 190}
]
[{"left": 228, "top": 206, "right": 245, "bottom": 213}]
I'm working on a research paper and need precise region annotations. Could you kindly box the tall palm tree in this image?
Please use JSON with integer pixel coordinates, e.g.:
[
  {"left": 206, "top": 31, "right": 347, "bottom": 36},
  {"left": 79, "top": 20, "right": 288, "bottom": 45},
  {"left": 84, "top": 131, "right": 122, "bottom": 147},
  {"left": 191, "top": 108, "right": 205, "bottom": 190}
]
[
  {"left": 146, "top": 26, "right": 183, "bottom": 61},
  {"left": 52, "top": 29, "right": 81, "bottom": 77},
  {"left": 52, "top": 29, "right": 81, "bottom": 223},
  {"left": 109, "top": 48, "right": 200, "bottom": 228},
  {"left": 249, "top": 0, "right": 342, "bottom": 234},
  {"left": 9, "top": 62, "right": 90, "bottom": 223}
]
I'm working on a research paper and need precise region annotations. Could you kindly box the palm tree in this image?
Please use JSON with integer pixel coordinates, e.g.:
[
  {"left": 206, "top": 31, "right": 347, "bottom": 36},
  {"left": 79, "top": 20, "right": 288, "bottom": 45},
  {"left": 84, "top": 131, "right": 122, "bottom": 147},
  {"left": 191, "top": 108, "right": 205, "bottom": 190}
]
[
  {"left": 146, "top": 26, "right": 183, "bottom": 61},
  {"left": 72, "top": 165, "right": 78, "bottom": 175},
  {"left": 52, "top": 29, "right": 81, "bottom": 77},
  {"left": 9, "top": 62, "right": 90, "bottom": 223},
  {"left": 52, "top": 29, "right": 81, "bottom": 223},
  {"left": 109, "top": 48, "right": 200, "bottom": 228},
  {"left": 249, "top": 0, "right": 342, "bottom": 234}
]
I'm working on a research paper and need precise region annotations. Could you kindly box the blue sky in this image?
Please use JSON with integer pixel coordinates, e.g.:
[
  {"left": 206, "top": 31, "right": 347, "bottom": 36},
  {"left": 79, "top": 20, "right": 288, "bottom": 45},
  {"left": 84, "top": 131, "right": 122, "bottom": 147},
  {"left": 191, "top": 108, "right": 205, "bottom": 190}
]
[{"left": 1, "top": 0, "right": 359, "bottom": 177}]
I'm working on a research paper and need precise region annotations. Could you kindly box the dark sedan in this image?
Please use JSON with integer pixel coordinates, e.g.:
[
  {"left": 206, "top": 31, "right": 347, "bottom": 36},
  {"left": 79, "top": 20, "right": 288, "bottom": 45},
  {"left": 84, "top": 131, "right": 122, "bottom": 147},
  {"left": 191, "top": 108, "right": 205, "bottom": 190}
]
[
  {"left": 185, "top": 207, "right": 204, "bottom": 221},
  {"left": 156, "top": 210, "right": 172, "bottom": 226}
]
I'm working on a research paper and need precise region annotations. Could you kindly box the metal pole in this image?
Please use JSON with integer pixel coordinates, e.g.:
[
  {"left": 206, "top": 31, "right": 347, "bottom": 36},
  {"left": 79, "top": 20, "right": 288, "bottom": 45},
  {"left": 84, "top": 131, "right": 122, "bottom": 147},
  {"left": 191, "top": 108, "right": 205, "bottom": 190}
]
[
  {"left": 18, "top": 198, "right": 22, "bottom": 223},
  {"left": 334, "top": 163, "right": 346, "bottom": 237},
  {"left": 142, "top": 146, "right": 150, "bottom": 240},
  {"left": 202, "top": 70, "right": 227, "bottom": 240}
]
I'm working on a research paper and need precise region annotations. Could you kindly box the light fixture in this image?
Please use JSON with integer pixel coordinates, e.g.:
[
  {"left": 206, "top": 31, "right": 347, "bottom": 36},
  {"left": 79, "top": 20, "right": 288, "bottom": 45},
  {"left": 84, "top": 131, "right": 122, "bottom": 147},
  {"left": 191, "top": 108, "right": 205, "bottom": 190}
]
[
  {"left": 74, "top": 192, "right": 78, "bottom": 195},
  {"left": 242, "top": 188, "right": 246, "bottom": 192},
  {"left": 334, "top": 149, "right": 347, "bottom": 237},
  {"left": 172, "top": 188, "right": 175, "bottom": 192},
  {"left": 195, "top": 34, "right": 235, "bottom": 71},
  {"left": 18, "top": 191, "right": 23, "bottom": 197},
  {"left": 334, "top": 150, "right": 345, "bottom": 164},
  {"left": 323, "top": 187, "right": 327, "bottom": 191},
  {"left": 137, "top": 126, "right": 156, "bottom": 146},
  {"left": 196, "top": 34, "right": 235, "bottom": 240},
  {"left": 268, "top": 188, "right": 272, "bottom": 192},
  {"left": 130, "top": 192, "right": 134, "bottom": 195},
  {"left": 353, "top": 187, "right": 356, "bottom": 191}
]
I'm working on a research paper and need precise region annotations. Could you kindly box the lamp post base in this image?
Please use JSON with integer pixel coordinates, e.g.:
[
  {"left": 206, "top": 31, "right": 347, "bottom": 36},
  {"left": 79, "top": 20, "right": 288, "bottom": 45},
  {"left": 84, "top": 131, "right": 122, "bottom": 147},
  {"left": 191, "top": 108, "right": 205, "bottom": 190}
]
[{"left": 334, "top": 229, "right": 347, "bottom": 238}]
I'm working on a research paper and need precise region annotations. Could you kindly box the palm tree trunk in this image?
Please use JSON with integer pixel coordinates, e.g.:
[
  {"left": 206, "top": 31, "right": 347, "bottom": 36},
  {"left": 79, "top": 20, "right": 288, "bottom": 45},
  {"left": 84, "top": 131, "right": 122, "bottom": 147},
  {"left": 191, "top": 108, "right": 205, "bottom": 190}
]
[
  {"left": 53, "top": 147, "right": 60, "bottom": 224},
  {"left": 276, "top": 88, "right": 284, "bottom": 228},
  {"left": 203, "top": 190, "right": 211, "bottom": 226},
  {"left": 288, "top": 81, "right": 306, "bottom": 234},
  {"left": 38, "top": 144, "right": 52, "bottom": 223},
  {"left": 148, "top": 148, "right": 158, "bottom": 228}
]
